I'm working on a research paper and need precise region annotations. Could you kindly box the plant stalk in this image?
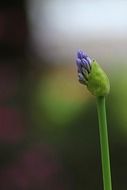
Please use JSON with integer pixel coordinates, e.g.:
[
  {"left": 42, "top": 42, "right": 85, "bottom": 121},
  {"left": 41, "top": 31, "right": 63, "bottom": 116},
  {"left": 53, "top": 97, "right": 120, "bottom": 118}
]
[{"left": 96, "top": 96, "right": 112, "bottom": 190}]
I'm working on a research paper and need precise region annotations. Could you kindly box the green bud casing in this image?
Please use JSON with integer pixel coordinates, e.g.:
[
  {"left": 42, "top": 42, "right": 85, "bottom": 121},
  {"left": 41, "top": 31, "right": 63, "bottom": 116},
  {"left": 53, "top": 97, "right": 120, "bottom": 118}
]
[{"left": 87, "top": 60, "right": 110, "bottom": 96}]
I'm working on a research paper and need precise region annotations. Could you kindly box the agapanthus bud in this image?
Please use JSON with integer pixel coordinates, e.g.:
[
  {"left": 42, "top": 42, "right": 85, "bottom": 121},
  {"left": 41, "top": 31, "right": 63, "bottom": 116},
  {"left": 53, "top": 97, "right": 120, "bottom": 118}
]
[{"left": 76, "top": 50, "right": 110, "bottom": 96}]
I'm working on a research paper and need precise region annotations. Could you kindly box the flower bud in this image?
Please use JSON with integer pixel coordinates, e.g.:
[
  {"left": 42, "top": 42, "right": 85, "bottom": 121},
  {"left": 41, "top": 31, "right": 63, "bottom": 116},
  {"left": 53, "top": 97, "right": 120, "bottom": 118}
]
[{"left": 76, "top": 50, "right": 110, "bottom": 96}]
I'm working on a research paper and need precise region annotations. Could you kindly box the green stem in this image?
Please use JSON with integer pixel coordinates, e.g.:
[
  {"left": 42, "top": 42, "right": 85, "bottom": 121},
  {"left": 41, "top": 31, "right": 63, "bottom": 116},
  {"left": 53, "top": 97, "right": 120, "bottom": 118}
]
[{"left": 96, "top": 96, "right": 112, "bottom": 190}]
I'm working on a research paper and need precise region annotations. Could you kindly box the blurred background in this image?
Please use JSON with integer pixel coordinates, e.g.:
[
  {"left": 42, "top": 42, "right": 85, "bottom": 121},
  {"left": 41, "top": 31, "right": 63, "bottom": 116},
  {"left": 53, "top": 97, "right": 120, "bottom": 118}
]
[{"left": 0, "top": 0, "right": 127, "bottom": 189}]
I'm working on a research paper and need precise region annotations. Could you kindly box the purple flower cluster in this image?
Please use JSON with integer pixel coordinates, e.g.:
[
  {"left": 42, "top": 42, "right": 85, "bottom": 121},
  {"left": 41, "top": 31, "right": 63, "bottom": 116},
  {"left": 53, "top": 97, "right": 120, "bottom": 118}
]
[{"left": 76, "top": 50, "right": 92, "bottom": 85}]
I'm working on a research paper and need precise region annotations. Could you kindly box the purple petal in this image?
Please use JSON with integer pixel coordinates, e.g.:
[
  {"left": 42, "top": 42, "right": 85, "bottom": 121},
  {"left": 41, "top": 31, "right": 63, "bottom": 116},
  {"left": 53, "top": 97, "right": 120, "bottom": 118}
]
[
  {"left": 77, "top": 50, "right": 83, "bottom": 59},
  {"left": 78, "top": 73, "right": 84, "bottom": 80},
  {"left": 81, "top": 51, "right": 88, "bottom": 59},
  {"left": 76, "top": 58, "right": 81, "bottom": 65},
  {"left": 76, "top": 58, "right": 82, "bottom": 71},
  {"left": 81, "top": 59, "right": 91, "bottom": 72},
  {"left": 77, "top": 50, "right": 88, "bottom": 59},
  {"left": 78, "top": 73, "right": 88, "bottom": 85},
  {"left": 86, "top": 57, "right": 92, "bottom": 64},
  {"left": 82, "top": 58, "right": 89, "bottom": 65}
]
